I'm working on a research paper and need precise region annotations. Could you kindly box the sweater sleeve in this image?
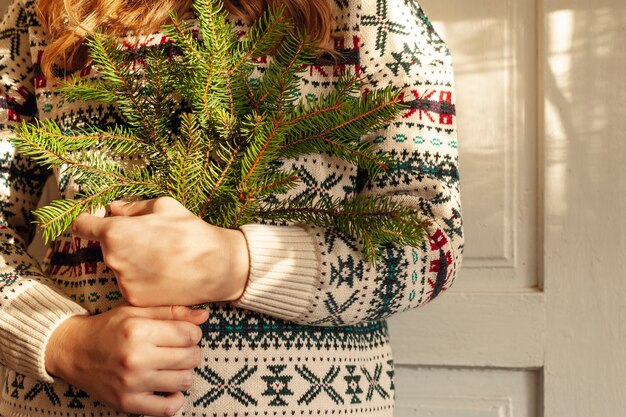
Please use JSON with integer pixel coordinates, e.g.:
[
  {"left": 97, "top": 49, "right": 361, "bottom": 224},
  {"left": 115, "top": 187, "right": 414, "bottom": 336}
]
[
  {"left": 233, "top": 0, "right": 463, "bottom": 325},
  {"left": 0, "top": 0, "right": 88, "bottom": 382}
]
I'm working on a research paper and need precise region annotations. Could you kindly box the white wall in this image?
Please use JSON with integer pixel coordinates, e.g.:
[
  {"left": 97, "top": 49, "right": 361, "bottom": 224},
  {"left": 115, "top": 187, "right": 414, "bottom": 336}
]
[{"left": 390, "top": 0, "right": 626, "bottom": 415}]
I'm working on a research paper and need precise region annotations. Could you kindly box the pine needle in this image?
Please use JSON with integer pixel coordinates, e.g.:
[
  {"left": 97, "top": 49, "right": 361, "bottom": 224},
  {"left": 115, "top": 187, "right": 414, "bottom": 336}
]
[{"left": 9, "top": 0, "right": 425, "bottom": 263}]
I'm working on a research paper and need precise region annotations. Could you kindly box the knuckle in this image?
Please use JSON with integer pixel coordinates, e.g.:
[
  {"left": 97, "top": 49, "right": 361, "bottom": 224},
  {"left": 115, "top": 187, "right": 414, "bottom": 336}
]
[
  {"left": 160, "top": 196, "right": 177, "bottom": 205},
  {"left": 180, "top": 371, "right": 194, "bottom": 390},
  {"left": 153, "top": 197, "right": 170, "bottom": 209},
  {"left": 119, "top": 318, "right": 135, "bottom": 340},
  {"left": 114, "top": 393, "right": 134, "bottom": 412},
  {"left": 163, "top": 393, "right": 184, "bottom": 417},
  {"left": 191, "top": 346, "right": 202, "bottom": 367},
  {"left": 117, "top": 305, "right": 137, "bottom": 317},
  {"left": 117, "top": 372, "right": 135, "bottom": 390},
  {"left": 187, "top": 326, "right": 195, "bottom": 344},
  {"left": 100, "top": 223, "right": 119, "bottom": 243},
  {"left": 186, "top": 324, "right": 202, "bottom": 345},
  {"left": 70, "top": 220, "right": 80, "bottom": 235},
  {"left": 119, "top": 352, "right": 141, "bottom": 371},
  {"left": 154, "top": 196, "right": 180, "bottom": 211},
  {"left": 122, "top": 289, "right": 141, "bottom": 307},
  {"left": 120, "top": 318, "right": 143, "bottom": 342},
  {"left": 163, "top": 404, "right": 178, "bottom": 417},
  {"left": 194, "top": 326, "right": 203, "bottom": 342},
  {"left": 120, "top": 321, "right": 133, "bottom": 341},
  {"left": 102, "top": 252, "right": 120, "bottom": 270}
]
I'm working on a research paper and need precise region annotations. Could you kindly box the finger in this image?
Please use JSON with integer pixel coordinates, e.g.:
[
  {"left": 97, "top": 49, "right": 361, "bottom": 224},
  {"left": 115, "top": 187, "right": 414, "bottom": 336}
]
[
  {"left": 155, "top": 346, "right": 202, "bottom": 370},
  {"left": 124, "top": 392, "right": 185, "bottom": 417},
  {"left": 121, "top": 346, "right": 200, "bottom": 372},
  {"left": 109, "top": 199, "right": 156, "bottom": 217},
  {"left": 183, "top": 308, "right": 210, "bottom": 326},
  {"left": 71, "top": 213, "right": 112, "bottom": 240},
  {"left": 142, "top": 369, "right": 195, "bottom": 393},
  {"left": 145, "top": 319, "right": 204, "bottom": 347},
  {"left": 134, "top": 306, "right": 209, "bottom": 325}
]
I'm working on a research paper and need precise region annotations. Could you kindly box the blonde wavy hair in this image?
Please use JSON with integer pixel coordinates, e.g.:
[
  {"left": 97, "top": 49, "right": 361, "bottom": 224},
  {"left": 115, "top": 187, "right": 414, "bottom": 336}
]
[{"left": 36, "top": 0, "right": 334, "bottom": 79}]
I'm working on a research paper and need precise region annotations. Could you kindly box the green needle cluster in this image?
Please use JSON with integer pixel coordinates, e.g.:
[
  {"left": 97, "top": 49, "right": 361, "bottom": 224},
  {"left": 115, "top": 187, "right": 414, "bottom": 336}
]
[{"left": 10, "top": 0, "right": 428, "bottom": 262}]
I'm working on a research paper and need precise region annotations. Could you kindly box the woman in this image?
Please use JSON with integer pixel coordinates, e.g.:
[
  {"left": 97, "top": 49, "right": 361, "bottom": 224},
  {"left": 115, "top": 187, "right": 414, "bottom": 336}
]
[{"left": 0, "top": 0, "right": 463, "bottom": 415}]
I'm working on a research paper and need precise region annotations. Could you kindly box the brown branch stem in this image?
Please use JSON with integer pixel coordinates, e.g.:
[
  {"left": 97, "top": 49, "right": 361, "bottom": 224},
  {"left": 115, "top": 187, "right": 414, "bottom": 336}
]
[{"left": 198, "top": 142, "right": 243, "bottom": 219}]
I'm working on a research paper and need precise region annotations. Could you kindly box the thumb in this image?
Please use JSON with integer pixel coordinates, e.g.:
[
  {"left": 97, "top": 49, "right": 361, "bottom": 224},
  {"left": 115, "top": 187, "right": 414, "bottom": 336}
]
[
  {"left": 136, "top": 305, "right": 209, "bottom": 325},
  {"left": 71, "top": 212, "right": 111, "bottom": 241},
  {"left": 108, "top": 199, "right": 155, "bottom": 217}
]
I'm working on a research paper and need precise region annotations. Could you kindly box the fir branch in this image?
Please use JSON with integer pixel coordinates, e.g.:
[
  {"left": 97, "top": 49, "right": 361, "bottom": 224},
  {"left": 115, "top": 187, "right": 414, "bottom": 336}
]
[
  {"left": 164, "top": 15, "right": 206, "bottom": 66},
  {"left": 172, "top": 0, "right": 236, "bottom": 125},
  {"left": 143, "top": 47, "right": 176, "bottom": 147},
  {"left": 282, "top": 102, "right": 344, "bottom": 128},
  {"left": 82, "top": 33, "right": 131, "bottom": 87},
  {"left": 280, "top": 94, "right": 403, "bottom": 151},
  {"left": 82, "top": 33, "right": 155, "bottom": 137},
  {"left": 16, "top": 0, "right": 426, "bottom": 261},
  {"left": 243, "top": 75, "right": 260, "bottom": 112},
  {"left": 229, "top": 196, "right": 248, "bottom": 228},
  {"left": 230, "top": 5, "right": 290, "bottom": 74},
  {"left": 275, "top": 36, "right": 307, "bottom": 115},
  {"left": 230, "top": 170, "right": 300, "bottom": 228},
  {"left": 33, "top": 199, "right": 84, "bottom": 243},
  {"left": 56, "top": 74, "right": 122, "bottom": 103},
  {"left": 261, "top": 195, "right": 426, "bottom": 261},
  {"left": 34, "top": 181, "right": 164, "bottom": 243},
  {"left": 163, "top": 15, "right": 215, "bottom": 129},
  {"left": 264, "top": 201, "right": 401, "bottom": 220},
  {"left": 249, "top": 172, "right": 300, "bottom": 196},
  {"left": 16, "top": 120, "right": 151, "bottom": 156},
  {"left": 239, "top": 117, "right": 284, "bottom": 184},
  {"left": 226, "top": 73, "right": 235, "bottom": 118},
  {"left": 199, "top": 36, "right": 218, "bottom": 126},
  {"left": 167, "top": 113, "right": 206, "bottom": 210},
  {"left": 278, "top": 91, "right": 404, "bottom": 177},
  {"left": 254, "top": 32, "right": 312, "bottom": 112},
  {"left": 193, "top": 0, "right": 230, "bottom": 56},
  {"left": 198, "top": 141, "right": 243, "bottom": 218},
  {"left": 12, "top": 129, "right": 133, "bottom": 183},
  {"left": 331, "top": 73, "right": 362, "bottom": 104}
]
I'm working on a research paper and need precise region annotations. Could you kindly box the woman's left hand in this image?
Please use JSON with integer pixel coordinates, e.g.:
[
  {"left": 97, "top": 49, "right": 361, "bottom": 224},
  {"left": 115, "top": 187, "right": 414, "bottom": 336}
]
[{"left": 71, "top": 197, "right": 250, "bottom": 307}]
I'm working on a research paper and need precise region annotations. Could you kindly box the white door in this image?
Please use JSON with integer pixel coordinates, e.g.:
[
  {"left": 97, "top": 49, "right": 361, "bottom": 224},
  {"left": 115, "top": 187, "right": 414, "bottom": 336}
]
[{"left": 388, "top": 0, "right": 626, "bottom": 415}]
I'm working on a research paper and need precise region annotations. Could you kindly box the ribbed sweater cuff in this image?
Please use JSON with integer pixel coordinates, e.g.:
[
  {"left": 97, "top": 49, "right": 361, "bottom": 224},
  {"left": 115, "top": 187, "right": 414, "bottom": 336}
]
[
  {"left": 233, "top": 224, "right": 320, "bottom": 321},
  {"left": 0, "top": 283, "right": 88, "bottom": 382}
]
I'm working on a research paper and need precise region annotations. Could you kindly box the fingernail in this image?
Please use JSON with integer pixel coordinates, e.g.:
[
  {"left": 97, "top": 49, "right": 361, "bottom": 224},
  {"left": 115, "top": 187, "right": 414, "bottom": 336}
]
[{"left": 109, "top": 200, "right": 126, "bottom": 207}]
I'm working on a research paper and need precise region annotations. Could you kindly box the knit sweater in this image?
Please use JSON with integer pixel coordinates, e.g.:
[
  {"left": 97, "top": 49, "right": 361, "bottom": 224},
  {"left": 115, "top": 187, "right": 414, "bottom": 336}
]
[{"left": 0, "top": 0, "right": 463, "bottom": 415}]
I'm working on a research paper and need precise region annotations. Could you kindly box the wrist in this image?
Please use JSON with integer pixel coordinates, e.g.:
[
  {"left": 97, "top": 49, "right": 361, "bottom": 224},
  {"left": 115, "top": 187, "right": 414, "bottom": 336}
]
[
  {"left": 221, "top": 228, "right": 250, "bottom": 301},
  {"left": 45, "top": 315, "right": 88, "bottom": 380}
]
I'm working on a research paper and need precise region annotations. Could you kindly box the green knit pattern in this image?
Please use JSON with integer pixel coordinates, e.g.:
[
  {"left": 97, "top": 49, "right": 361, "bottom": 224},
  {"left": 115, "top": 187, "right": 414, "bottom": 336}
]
[{"left": 0, "top": 0, "right": 463, "bottom": 415}]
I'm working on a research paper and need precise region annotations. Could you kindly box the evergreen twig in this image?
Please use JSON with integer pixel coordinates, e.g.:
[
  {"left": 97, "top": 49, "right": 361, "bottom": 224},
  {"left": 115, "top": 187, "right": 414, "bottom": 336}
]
[{"left": 9, "top": 0, "right": 426, "bottom": 263}]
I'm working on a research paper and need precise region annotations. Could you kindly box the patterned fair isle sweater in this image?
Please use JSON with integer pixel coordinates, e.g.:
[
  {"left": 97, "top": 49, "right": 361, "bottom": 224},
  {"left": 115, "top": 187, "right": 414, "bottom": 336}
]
[{"left": 0, "top": 0, "right": 463, "bottom": 415}]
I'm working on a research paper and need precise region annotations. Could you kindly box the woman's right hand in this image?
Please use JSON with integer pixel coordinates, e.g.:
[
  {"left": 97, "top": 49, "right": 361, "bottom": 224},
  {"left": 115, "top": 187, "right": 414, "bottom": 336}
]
[{"left": 45, "top": 305, "right": 209, "bottom": 417}]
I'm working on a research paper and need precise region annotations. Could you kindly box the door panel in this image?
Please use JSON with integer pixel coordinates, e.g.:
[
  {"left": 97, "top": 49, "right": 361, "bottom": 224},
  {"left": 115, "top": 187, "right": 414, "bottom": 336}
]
[
  {"left": 419, "top": 0, "right": 539, "bottom": 290},
  {"left": 391, "top": 292, "right": 544, "bottom": 368},
  {"left": 390, "top": 0, "right": 626, "bottom": 416},
  {"left": 396, "top": 367, "right": 539, "bottom": 417},
  {"left": 389, "top": 1, "right": 542, "bottom": 414}
]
